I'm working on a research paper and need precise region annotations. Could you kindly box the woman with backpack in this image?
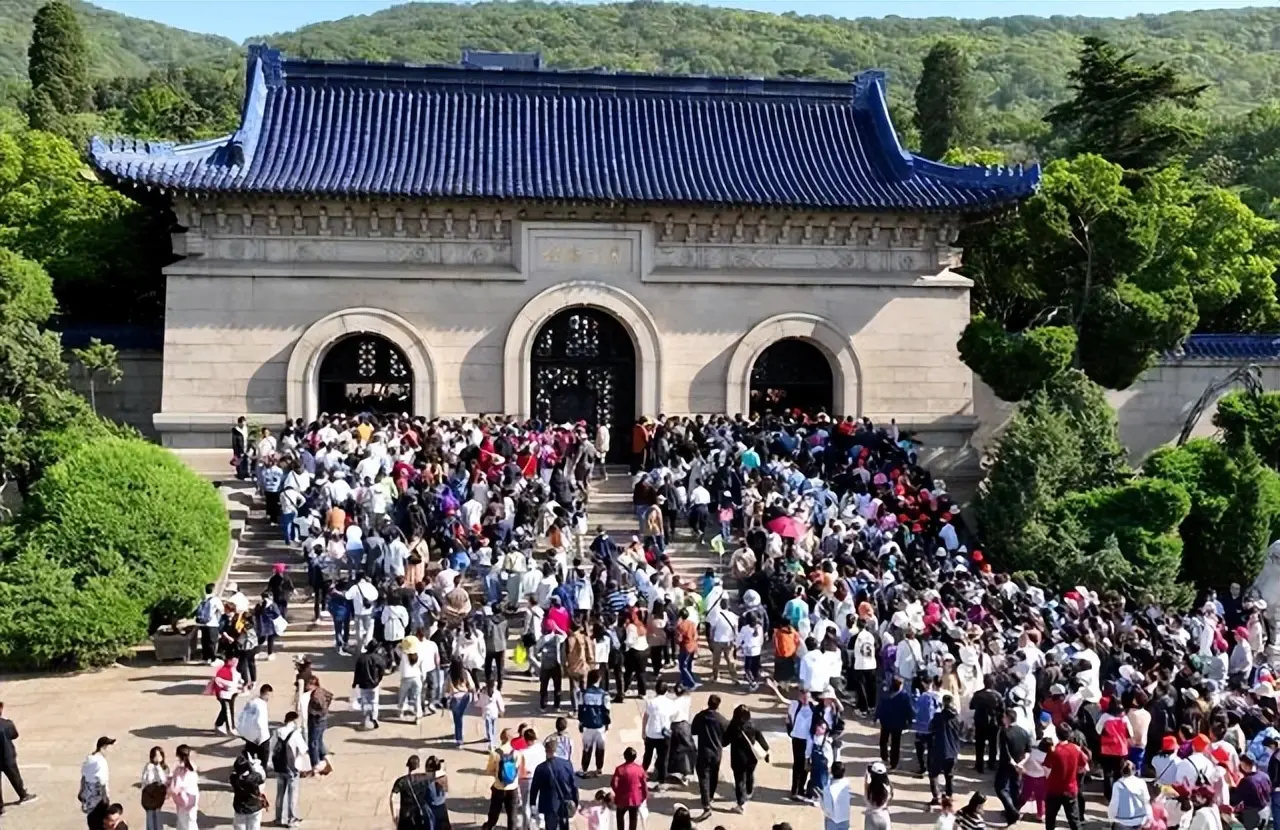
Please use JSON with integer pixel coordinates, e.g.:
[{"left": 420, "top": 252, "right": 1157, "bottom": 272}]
[{"left": 482, "top": 728, "right": 520, "bottom": 830}]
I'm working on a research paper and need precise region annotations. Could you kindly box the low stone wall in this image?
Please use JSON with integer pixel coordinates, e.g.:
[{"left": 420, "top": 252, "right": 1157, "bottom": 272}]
[
  {"left": 67, "top": 348, "right": 163, "bottom": 439},
  {"left": 973, "top": 358, "right": 1280, "bottom": 467}
]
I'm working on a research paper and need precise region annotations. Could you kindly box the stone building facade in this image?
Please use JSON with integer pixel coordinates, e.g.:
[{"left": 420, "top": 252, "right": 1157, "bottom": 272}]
[{"left": 89, "top": 47, "right": 1040, "bottom": 482}]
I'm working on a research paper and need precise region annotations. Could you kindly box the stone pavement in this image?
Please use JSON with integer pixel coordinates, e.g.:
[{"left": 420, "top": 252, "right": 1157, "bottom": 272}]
[{"left": 0, "top": 469, "right": 1111, "bottom": 829}]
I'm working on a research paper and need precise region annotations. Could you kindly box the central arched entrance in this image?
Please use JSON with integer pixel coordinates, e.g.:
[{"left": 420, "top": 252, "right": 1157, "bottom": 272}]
[
  {"left": 531, "top": 307, "right": 636, "bottom": 460},
  {"left": 318, "top": 334, "right": 414, "bottom": 416},
  {"left": 749, "top": 337, "right": 834, "bottom": 417}
]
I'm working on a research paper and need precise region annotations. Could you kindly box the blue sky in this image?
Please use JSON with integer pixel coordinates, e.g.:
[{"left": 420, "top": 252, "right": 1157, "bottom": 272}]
[{"left": 93, "top": 0, "right": 1268, "bottom": 43}]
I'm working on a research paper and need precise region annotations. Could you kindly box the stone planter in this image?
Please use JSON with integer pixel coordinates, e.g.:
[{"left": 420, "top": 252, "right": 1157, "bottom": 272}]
[{"left": 152, "top": 628, "right": 196, "bottom": 662}]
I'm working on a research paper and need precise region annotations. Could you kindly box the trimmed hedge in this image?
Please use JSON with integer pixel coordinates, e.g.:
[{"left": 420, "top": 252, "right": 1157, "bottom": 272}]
[{"left": 0, "top": 437, "right": 230, "bottom": 669}]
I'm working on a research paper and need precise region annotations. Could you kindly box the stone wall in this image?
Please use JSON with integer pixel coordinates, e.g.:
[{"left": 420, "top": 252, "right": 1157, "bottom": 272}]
[
  {"left": 67, "top": 348, "right": 162, "bottom": 438},
  {"left": 972, "top": 359, "right": 1280, "bottom": 467}
]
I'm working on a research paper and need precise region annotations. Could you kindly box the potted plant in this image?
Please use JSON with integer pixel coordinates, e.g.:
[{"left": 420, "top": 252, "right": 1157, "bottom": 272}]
[{"left": 149, "top": 595, "right": 198, "bottom": 662}]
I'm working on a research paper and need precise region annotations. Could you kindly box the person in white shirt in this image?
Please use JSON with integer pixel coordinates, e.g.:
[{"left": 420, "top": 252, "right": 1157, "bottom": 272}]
[
  {"left": 237, "top": 685, "right": 274, "bottom": 765},
  {"left": 708, "top": 607, "right": 739, "bottom": 684},
  {"left": 345, "top": 578, "right": 379, "bottom": 651},
  {"left": 398, "top": 650, "right": 425, "bottom": 721},
  {"left": 737, "top": 618, "right": 764, "bottom": 691},
  {"left": 799, "top": 640, "right": 838, "bottom": 694},
  {"left": 822, "top": 761, "right": 855, "bottom": 830},
  {"left": 642, "top": 681, "right": 678, "bottom": 787},
  {"left": 896, "top": 628, "right": 923, "bottom": 681},
  {"left": 271, "top": 710, "right": 311, "bottom": 827},
  {"left": 419, "top": 637, "right": 442, "bottom": 715},
  {"left": 851, "top": 620, "right": 879, "bottom": 714},
  {"left": 380, "top": 602, "right": 409, "bottom": 648}
]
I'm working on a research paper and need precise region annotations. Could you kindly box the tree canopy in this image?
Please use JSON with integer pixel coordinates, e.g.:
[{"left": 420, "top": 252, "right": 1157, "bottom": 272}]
[
  {"left": 913, "top": 40, "right": 977, "bottom": 161},
  {"left": 26, "top": 0, "right": 89, "bottom": 133}
]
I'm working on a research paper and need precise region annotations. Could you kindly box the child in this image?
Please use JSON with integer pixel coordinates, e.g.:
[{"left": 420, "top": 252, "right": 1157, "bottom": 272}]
[
  {"left": 934, "top": 795, "right": 955, "bottom": 830},
  {"left": 582, "top": 790, "right": 615, "bottom": 830},
  {"left": 552, "top": 716, "right": 574, "bottom": 762},
  {"left": 140, "top": 746, "right": 168, "bottom": 830},
  {"left": 1020, "top": 738, "right": 1051, "bottom": 821},
  {"left": 806, "top": 720, "right": 835, "bottom": 801},
  {"left": 476, "top": 677, "right": 506, "bottom": 750}
]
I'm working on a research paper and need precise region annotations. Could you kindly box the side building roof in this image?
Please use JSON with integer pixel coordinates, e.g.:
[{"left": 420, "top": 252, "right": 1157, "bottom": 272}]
[{"left": 89, "top": 46, "right": 1039, "bottom": 212}]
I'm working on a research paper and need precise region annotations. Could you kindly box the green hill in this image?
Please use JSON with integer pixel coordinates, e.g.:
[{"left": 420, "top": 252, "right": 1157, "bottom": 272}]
[
  {"left": 260, "top": 1, "right": 1280, "bottom": 117},
  {"left": 0, "top": 0, "right": 234, "bottom": 80},
  {"left": 5, "top": 1, "right": 1280, "bottom": 120}
]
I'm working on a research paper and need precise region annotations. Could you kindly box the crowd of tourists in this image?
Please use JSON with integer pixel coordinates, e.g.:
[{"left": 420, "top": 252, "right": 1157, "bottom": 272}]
[{"left": 78, "top": 406, "right": 1280, "bottom": 830}]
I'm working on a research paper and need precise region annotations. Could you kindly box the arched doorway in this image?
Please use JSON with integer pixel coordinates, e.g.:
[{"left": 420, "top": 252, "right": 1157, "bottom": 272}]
[
  {"left": 531, "top": 308, "right": 635, "bottom": 460},
  {"left": 749, "top": 338, "right": 834, "bottom": 417},
  {"left": 317, "top": 334, "right": 414, "bottom": 416}
]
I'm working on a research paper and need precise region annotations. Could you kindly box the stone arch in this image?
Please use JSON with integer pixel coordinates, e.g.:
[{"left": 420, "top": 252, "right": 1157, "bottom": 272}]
[
  {"left": 726, "top": 312, "right": 862, "bottom": 417},
  {"left": 504, "top": 281, "right": 662, "bottom": 418},
  {"left": 287, "top": 307, "right": 437, "bottom": 423}
]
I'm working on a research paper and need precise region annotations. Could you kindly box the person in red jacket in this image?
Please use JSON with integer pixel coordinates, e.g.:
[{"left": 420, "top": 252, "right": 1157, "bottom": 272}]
[
  {"left": 610, "top": 746, "right": 649, "bottom": 830},
  {"left": 1045, "top": 723, "right": 1090, "bottom": 830}
]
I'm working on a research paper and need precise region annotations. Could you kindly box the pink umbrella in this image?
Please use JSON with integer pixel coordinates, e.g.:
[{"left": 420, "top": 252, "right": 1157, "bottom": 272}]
[{"left": 766, "top": 516, "right": 806, "bottom": 539}]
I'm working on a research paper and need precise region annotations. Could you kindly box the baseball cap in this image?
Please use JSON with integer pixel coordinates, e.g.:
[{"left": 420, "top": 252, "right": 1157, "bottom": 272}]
[{"left": 96, "top": 736, "right": 116, "bottom": 750}]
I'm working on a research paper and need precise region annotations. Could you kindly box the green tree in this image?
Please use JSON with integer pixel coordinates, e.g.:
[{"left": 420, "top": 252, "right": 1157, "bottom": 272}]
[
  {"left": 1215, "top": 390, "right": 1280, "bottom": 469},
  {"left": 71, "top": 336, "right": 121, "bottom": 414},
  {"left": 26, "top": 0, "right": 90, "bottom": 132},
  {"left": 1045, "top": 37, "right": 1207, "bottom": 171},
  {"left": 913, "top": 40, "right": 977, "bottom": 160}
]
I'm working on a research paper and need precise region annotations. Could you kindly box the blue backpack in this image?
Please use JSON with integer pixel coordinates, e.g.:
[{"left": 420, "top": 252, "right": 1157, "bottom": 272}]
[{"left": 498, "top": 751, "right": 518, "bottom": 786}]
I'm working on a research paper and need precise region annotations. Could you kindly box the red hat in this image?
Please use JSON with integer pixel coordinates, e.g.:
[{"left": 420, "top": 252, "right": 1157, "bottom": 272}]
[
  {"left": 1235, "top": 626, "right": 1249, "bottom": 638},
  {"left": 1210, "top": 746, "right": 1232, "bottom": 766},
  {"left": 972, "top": 552, "right": 984, "bottom": 563},
  {"left": 1192, "top": 734, "right": 1211, "bottom": 753},
  {"left": 1162, "top": 735, "right": 1178, "bottom": 752}
]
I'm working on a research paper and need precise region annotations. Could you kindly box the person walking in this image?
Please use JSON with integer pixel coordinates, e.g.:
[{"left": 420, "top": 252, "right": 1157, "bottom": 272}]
[
  {"left": 166, "top": 745, "right": 199, "bottom": 830},
  {"left": 481, "top": 729, "right": 520, "bottom": 830},
  {"left": 690, "top": 694, "right": 728, "bottom": 821},
  {"left": 994, "top": 708, "right": 1031, "bottom": 826},
  {"left": 863, "top": 762, "right": 894, "bottom": 830},
  {"left": 723, "top": 705, "right": 769, "bottom": 814},
  {"left": 79, "top": 736, "right": 115, "bottom": 830},
  {"left": 212, "top": 657, "right": 242, "bottom": 735},
  {"left": 784, "top": 689, "right": 815, "bottom": 802},
  {"left": 642, "top": 681, "right": 677, "bottom": 788},
  {"left": 229, "top": 745, "right": 266, "bottom": 830},
  {"left": 875, "top": 677, "right": 912, "bottom": 770},
  {"left": 927, "top": 695, "right": 962, "bottom": 808},
  {"left": 139, "top": 746, "right": 168, "bottom": 830},
  {"left": 390, "top": 755, "right": 431, "bottom": 830},
  {"left": 674, "top": 609, "right": 699, "bottom": 690},
  {"left": 304, "top": 675, "right": 333, "bottom": 774},
  {"left": 566, "top": 623, "right": 595, "bottom": 708},
  {"left": 423, "top": 756, "right": 452, "bottom": 830},
  {"left": 346, "top": 574, "right": 379, "bottom": 651},
  {"left": 353, "top": 642, "right": 389, "bottom": 730},
  {"left": 0, "top": 702, "right": 36, "bottom": 814},
  {"left": 610, "top": 747, "right": 649, "bottom": 830},
  {"left": 445, "top": 660, "right": 476, "bottom": 747},
  {"left": 530, "top": 736, "right": 579, "bottom": 830},
  {"left": 477, "top": 677, "right": 507, "bottom": 750},
  {"left": 195, "top": 584, "right": 223, "bottom": 663},
  {"left": 707, "top": 605, "right": 738, "bottom": 685},
  {"left": 821, "top": 761, "right": 854, "bottom": 830},
  {"left": 578, "top": 670, "right": 612, "bottom": 776},
  {"left": 969, "top": 676, "right": 1004, "bottom": 775},
  {"left": 236, "top": 685, "right": 273, "bottom": 767},
  {"left": 270, "top": 711, "right": 310, "bottom": 828},
  {"left": 537, "top": 629, "right": 567, "bottom": 711},
  {"left": 483, "top": 606, "right": 510, "bottom": 691},
  {"left": 1107, "top": 760, "right": 1151, "bottom": 830},
  {"left": 1044, "top": 723, "right": 1089, "bottom": 830}
]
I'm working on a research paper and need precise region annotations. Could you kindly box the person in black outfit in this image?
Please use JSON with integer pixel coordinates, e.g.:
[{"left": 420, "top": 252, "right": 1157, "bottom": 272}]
[
  {"left": 927, "top": 695, "right": 962, "bottom": 806},
  {"left": 970, "top": 676, "right": 1004, "bottom": 774},
  {"left": 690, "top": 695, "right": 729, "bottom": 821},
  {"left": 875, "top": 677, "right": 913, "bottom": 770},
  {"left": 994, "top": 708, "right": 1032, "bottom": 825},
  {"left": 0, "top": 703, "right": 35, "bottom": 814}
]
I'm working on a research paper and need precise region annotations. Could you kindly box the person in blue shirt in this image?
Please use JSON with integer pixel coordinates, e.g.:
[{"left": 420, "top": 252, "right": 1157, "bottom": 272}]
[
  {"left": 912, "top": 675, "right": 942, "bottom": 776},
  {"left": 875, "top": 676, "right": 913, "bottom": 770}
]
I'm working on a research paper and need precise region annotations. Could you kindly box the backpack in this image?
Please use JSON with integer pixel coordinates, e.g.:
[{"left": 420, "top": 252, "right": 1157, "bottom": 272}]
[
  {"left": 195, "top": 598, "right": 214, "bottom": 626},
  {"left": 271, "top": 732, "right": 292, "bottom": 774},
  {"left": 1100, "top": 716, "right": 1130, "bottom": 757},
  {"left": 498, "top": 751, "right": 518, "bottom": 786}
]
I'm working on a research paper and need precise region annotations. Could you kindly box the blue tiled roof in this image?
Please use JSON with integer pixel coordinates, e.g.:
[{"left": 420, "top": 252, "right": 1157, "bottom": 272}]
[
  {"left": 1170, "top": 334, "right": 1280, "bottom": 361},
  {"left": 88, "top": 46, "right": 1040, "bottom": 212},
  {"left": 58, "top": 324, "right": 164, "bottom": 350}
]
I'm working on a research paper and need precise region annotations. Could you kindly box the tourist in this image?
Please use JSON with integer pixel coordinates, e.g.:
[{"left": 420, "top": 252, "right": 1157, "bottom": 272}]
[
  {"left": 270, "top": 711, "right": 310, "bottom": 828},
  {"left": 668, "top": 686, "right": 697, "bottom": 786},
  {"left": 211, "top": 657, "right": 242, "bottom": 735},
  {"left": 253, "top": 591, "right": 284, "bottom": 661},
  {"left": 166, "top": 745, "right": 199, "bottom": 830},
  {"left": 390, "top": 755, "right": 430, "bottom": 830},
  {"left": 537, "top": 626, "right": 566, "bottom": 711},
  {"left": 927, "top": 695, "right": 962, "bottom": 807},
  {"left": 566, "top": 621, "right": 595, "bottom": 707},
  {"left": 578, "top": 669, "right": 612, "bottom": 776},
  {"left": 476, "top": 676, "right": 506, "bottom": 750},
  {"left": 821, "top": 761, "right": 854, "bottom": 830},
  {"left": 723, "top": 705, "right": 769, "bottom": 814},
  {"left": 610, "top": 747, "right": 648, "bottom": 830},
  {"left": 236, "top": 684, "right": 273, "bottom": 767},
  {"left": 0, "top": 702, "right": 36, "bottom": 813},
  {"left": 139, "top": 747, "right": 167, "bottom": 830},
  {"left": 1044, "top": 723, "right": 1088, "bottom": 830},
  {"left": 326, "top": 579, "right": 353, "bottom": 656},
  {"left": 622, "top": 610, "right": 649, "bottom": 698},
  {"left": 79, "top": 736, "right": 115, "bottom": 830},
  {"left": 195, "top": 583, "right": 223, "bottom": 663},
  {"left": 707, "top": 603, "right": 738, "bottom": 685},
  {"left": 863, "top": 761, "right": 894, "bottom": 830},
  {"left": 735, "top": 615, "right": 763, "bottom": 692},
  {"left": 445, "top": 660, "right": 476, "bottom": 747},
  {"left": 691, "top": 694, "right": 728, "bottom": 820},
  {"left": 674, "top": 609, "right": 699, "bottom": 690},
  {"left": 1106, "top": 760, "right": 1151, "bottom": 829},
  {"left": 993, "top": 708, "right": 1031, "bottom": 825},
  {"left": 529, "top": 735, "right": 579, "bottom": 830},
  {"left": 423, "top": 756, "right": 452, "bottom": 830},
  {"left": 483, "top": 605, "right": 510, "bottom": 691},
  {"left": 398, "top": 646, "right": 425, "bottom": 722},
  {"left": 353, "top": 642, "right": 388, "bottom": 730},
  {"left": 642, "top": 680, "right": 676, "bottom": 788},
  {"left": 481, "top": 729, "right": 519, "bottom": 830},
  {"left": 955, "top": 793, "right": 987, "bottom": 830},
  {"left": 582, "top": 790, "right": 615, "bottom": 830},
  {"left": 102, "top": 804, "right": 129, "bottom": 830},
  {"left": 229, "top": 745, "right": 266, "bottom": 830},
  {"left": 346, "top": 574, "right": 379, "bottom": 650}
]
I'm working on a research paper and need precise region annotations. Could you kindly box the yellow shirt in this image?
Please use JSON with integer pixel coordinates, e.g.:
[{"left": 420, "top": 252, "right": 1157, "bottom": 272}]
[
  {"left": 485, "top": 745, "right": 519, "bottom": 791},
  {"left": 356, "top": 423, "right": 373, "bottom": 444}
]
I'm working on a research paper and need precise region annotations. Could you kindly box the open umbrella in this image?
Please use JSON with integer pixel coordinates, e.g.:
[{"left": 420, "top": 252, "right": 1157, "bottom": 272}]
[{"left": 766, "top": 515, "right": 806, "bottom": 539}]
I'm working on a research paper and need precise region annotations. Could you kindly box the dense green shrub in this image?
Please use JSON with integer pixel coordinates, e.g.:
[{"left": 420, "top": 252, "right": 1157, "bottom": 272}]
[
  {"left": 0, "top": 436, "right": 229, "bottom": 669},
  {"left": 1144, "top": 437, "right": 1280, "bottom": 590},
  {"left": 1215, "top": 390, "right": 1280, "bottom": 470},
  {"left": 958, "top": 315, "right": 1077, "bottom": 402}
]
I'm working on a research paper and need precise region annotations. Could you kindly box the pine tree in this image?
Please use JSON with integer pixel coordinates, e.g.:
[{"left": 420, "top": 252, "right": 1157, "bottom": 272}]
[
  {"left": 913, "top": 40, "right": 977, "bottom": 161},
  {"left": 26, "top": 0, "right": 90, "bottom": 131}
]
